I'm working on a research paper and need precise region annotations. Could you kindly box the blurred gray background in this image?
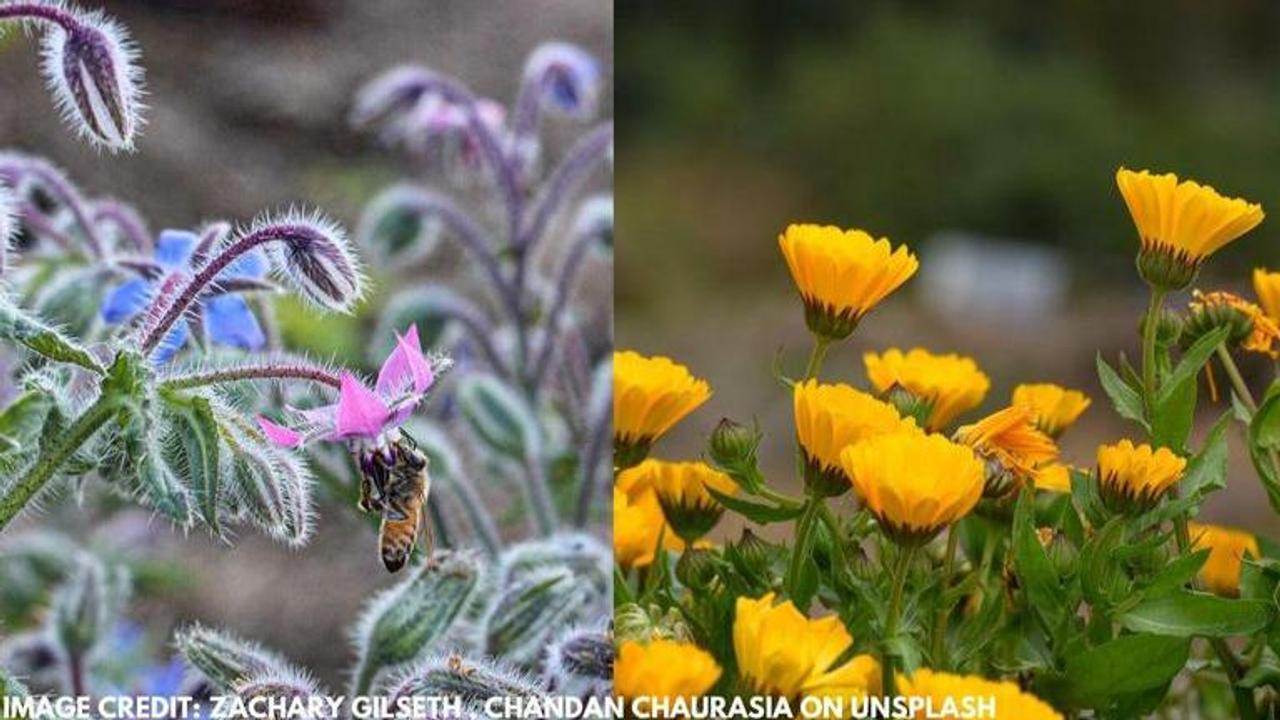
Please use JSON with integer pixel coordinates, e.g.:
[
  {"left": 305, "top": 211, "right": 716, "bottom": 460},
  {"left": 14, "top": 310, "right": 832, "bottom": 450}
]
[{"left": 0, "top": 0, "right": 610, "bottom": 687}]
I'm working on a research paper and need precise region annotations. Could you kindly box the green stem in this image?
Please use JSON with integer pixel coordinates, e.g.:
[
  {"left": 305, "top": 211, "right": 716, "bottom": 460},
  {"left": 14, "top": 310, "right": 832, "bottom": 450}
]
[
  {"left": 1162, "top": 346, "right": 1257, "bottom": 719},
  {"left": 1216, "top": 347, "right": 1280, "bottom": 505},
  {"left": 1169, "top": 499, "right": 1257, "bottom": 719},
  {"left": 804, "top": 335, "right": 831, "bottom": 381},
  {"left": 930, "top": 529, "right": 961, "bottom": 669},
  {"left": 784, "top": 496, "right": 823, "bottom": 605},
  {"left": 881, "top": 545, "right": 916, "bottom": 698},
  {"left": 0, "top": 393, "right": 119, "bottom": 532},
  {"left": 1142, "top": 288, "right": 1168, "bottom": 415},
  {"left": 816, "top": 502, "right": 849, "bottom": 578}
]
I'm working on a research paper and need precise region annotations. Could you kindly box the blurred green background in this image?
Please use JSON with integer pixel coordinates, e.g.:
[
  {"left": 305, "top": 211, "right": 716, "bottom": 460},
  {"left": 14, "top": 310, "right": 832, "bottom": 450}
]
[{"left": 616, "top": 0, "right": 1280, "bottom": 535}]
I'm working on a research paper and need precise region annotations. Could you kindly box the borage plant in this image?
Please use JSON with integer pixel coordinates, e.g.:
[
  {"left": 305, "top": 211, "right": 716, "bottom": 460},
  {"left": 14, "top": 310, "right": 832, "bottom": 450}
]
[
  {"left": 349, "top": 39, "right": 613, "bottom": 545},
  {"left": 614, "top": 171, "right": 1280, "bottom": 718},
  {"left": 0, "top": 525, "right": 612, "bottom": 704}
]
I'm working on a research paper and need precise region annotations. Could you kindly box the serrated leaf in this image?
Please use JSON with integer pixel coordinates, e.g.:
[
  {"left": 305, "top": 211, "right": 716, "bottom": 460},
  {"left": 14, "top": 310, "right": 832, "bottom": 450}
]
[
  {"left": 1158, "top": 326, "right": 1228, "bottom": 406},
  {"left": 1141, "top": 549, "right": 1209, "bottom": 598},
  {"left": 1180, "top": 412, "right": 1230, "bottom": 500},
  {"left": 1151, "top": 366, "right": 1196, "bottom": 452},
  {"left": 1097, "top": 354, "right": 1147, "bottom": 429}
]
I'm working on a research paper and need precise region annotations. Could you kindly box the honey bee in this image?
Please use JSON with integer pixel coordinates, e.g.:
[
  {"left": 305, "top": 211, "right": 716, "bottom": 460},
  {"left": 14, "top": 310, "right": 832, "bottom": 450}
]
[{"left": 357, "top": 440, "right": 431, "bottom": 573}]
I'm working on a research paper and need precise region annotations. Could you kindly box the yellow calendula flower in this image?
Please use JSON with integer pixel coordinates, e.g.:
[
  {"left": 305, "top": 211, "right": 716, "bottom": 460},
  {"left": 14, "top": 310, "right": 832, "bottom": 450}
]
[
  {"left": 614, "top": 639, "right": 722, "bottom": 702},
  {"left": 623, "top": 460, "right": 737, "bottom": 543},
  {"left": 1186, "top": 290, "right": 1280, "bottom": 358},
  {"left": 613, "top": 351, "right": 711, "bottom": 469},
  {"left": 1116, "top": 168, "right": 1264, "bottom": 290},
  {"left": 1032, "top": 463, "right": 1073, "bottom": 493},
  {"left": 898, "top": 669, "right": 1062, "bottom": 720},
  {"left": 793, "top": 380, "right": 919, "bottom": 497},
  {"left": 1189, "top": 522, "right": 1260, "bottom": 598},
  {"left": 733, "top": 593, "right": 880, "bottom": 700},
  {"left": 864, "top": 348, "right": 990, "bottom": 431},
  {"left": 955, "top": 405, "right": 1059, "bottom": 498},
  {"left": 613, "top": 488, "right": 688, "bottom": 569},
  {"left": 1253, "top": 268, "right": 1280, "bottom": 325},
  {"left": 840, "top": 432, "right": 984, "bottom": 545},
  {"left": 778, "top": 223, "right": 918, "bottom": 341},
  {"left": 1011, "top": 383, "right": 1091, "bottom": 437},
  {"left": 1095, "top": 440, "right": 1186, "bottom": 515}
]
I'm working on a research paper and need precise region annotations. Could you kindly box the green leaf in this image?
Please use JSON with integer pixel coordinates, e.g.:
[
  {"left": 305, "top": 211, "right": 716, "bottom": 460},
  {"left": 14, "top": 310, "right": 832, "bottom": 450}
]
[
  {"left": 1097, "top": 354, "right": 1147, "bottom": 429},
  {"left": 1252, "top": 393, "right": 1280, "bottom": 450},
  {"left": 1119, "top": 590, "right": 1272, "bottom": 637},
  {"left": 160, "top": 391, "right": 223, "bottom": 531},
  {"left": 1180, "top": 413, "right": 1230, "bottom": 499},
  {"left": 1062, "top": 634, "right": 1189, "bottom": 706},
  {"left": 1012, "top": 488, "right": 1063, "bottom": 625},
  {"left": 706, "top": 486, "right": 803, "bottom": 524},
  {"left": 1080, "top": 518, "right": 1129, "bottom": 608},
  {"left": 457, "top": 374, "right": 540, "bottom": 459},
  {"left": 0, "top": 295, "right": 103, "bottom": 374},
  {"left": 1157, "top": 325, "right": 1228, "bottom": 407},
  {"left": 1151, "top": 365, "right": 1196, "bottom": 452},
  {"left": 1141, "top": 548, "right": 1209, "bottom": 598}
]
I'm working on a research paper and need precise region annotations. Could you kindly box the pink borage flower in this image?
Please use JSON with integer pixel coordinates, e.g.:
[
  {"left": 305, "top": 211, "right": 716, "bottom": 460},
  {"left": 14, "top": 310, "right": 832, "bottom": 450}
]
[{"left": 256, "top": 325, "right": 450, "bottom": 448}]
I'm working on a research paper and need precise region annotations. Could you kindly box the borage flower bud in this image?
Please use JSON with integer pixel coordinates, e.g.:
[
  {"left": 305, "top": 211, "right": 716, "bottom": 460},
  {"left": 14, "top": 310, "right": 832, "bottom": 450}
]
[
  {"left": 544, "top": 627, "right": 612, "bottom": 697},
  {"left": 707, "top": 417, "right": 761, "bottom": 474},
  {"left": 1185, "top": 290, "right": 1280, "bottom": 358},
  {"left": 38, "top": 4, "right": 145, "bottom": 151},
  {"left": 351, "top": 550, "right": 481, "bottom": 694},
  {"left": 898, "top": 669, "right": 1061, "bottom": 720},
  {"left": 778, "top": 224, "right": 918, "bottom": 341},
  {"left": 955, "top": 406, "right": 1058, "bottom": 499},
  {"left": 733, "top": 593, "right": 880, "bottom": 700},
  {"left": 1116, "top": 168, "right": 1264, "bottom": 291},
  {"left": 793, "top": 380, "right": 919, "bottom": 498},
  {"left": 1095, "top": 440, "right": 1186, "bottom": 515},
  {"left": 522, "top": 42, "right": 601, "bottom": 121},
  {"left": 864, "top": 348, "right": 990, "bottom": 431},
  {"left": 52, "top": 559, "right": 128, "bottom": 656},
  {"left": 1011, "top": 383, "right": 1091, "bottom": 438},
  {"left": 255, "top": 210, "right": 364, "bottom": 312},
  {"left": 840, "top": 432, "right": 984, "bottom": 547},
  {"left": 0, "top": 185, "right": 13, "bottom": 274},
  {"left": 174, "top": 625, "right": 290, "bottom": 693},
  {"left": 1188, "top": 522, "right": 1260, "bottom": 597},
  {"left": 612, "top": 351, "right": 710, "bottom": 469},
  {"left": 614, "top": 639, "right": 720, "bottom": 703},
  {"left": 233, "top": 669, "right": 322, "bottom": 704}
]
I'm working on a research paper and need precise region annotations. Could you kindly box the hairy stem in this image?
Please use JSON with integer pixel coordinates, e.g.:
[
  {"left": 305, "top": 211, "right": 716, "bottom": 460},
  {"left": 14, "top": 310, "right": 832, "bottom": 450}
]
[
  {"left": 574, "top": 404, "right": 610, "bottom": 528},
  {"left": 0, "top": 158, "right": 103, "bottom": 259},
  {"left": 530, "top": 224, "right": 598, "bottom": 389},
  {"left": 159, "top": 361, "right": 342, "bottom": 391},
  {"left": 520, "top": 123, "right": 614, "bottom": 251},
  {"left": 882, "top": 545, "right": 916, "bottom": 698},
  {"left": 521, "top": 453, "right": 559, "bottom": 536},
  {"left": 0, "top": 392, "right": 119, "bottom": 532},
  {"left": 140, "top": 224, "right": 300, "bottom": 355},
  {"left": 0, "top": 3, "right": 82, "bottom": 32}
]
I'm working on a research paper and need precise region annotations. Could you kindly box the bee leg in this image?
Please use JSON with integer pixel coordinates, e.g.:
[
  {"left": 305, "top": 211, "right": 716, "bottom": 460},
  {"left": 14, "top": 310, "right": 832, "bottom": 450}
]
[{"left": 358, "top": 473, "right": 376, "bottom": 513}]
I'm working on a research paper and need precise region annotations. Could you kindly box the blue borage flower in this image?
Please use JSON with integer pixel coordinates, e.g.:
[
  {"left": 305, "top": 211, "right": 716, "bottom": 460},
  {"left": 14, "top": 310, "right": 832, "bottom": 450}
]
[
  {"left": 102, "top": 228, "right": 267, "bottom": 362},
  {"left": 524, "top": 42, "right": 601, "bottom": 120}
]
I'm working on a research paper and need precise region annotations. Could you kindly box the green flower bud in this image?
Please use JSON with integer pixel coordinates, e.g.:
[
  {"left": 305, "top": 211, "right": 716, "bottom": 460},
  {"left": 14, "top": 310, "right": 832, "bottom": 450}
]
[
  {"left": 707, "top": 418, "right": 760, "bottom": 470},
  {"left": 351, "top": 550, "right": 482, "bottom": 696}
]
